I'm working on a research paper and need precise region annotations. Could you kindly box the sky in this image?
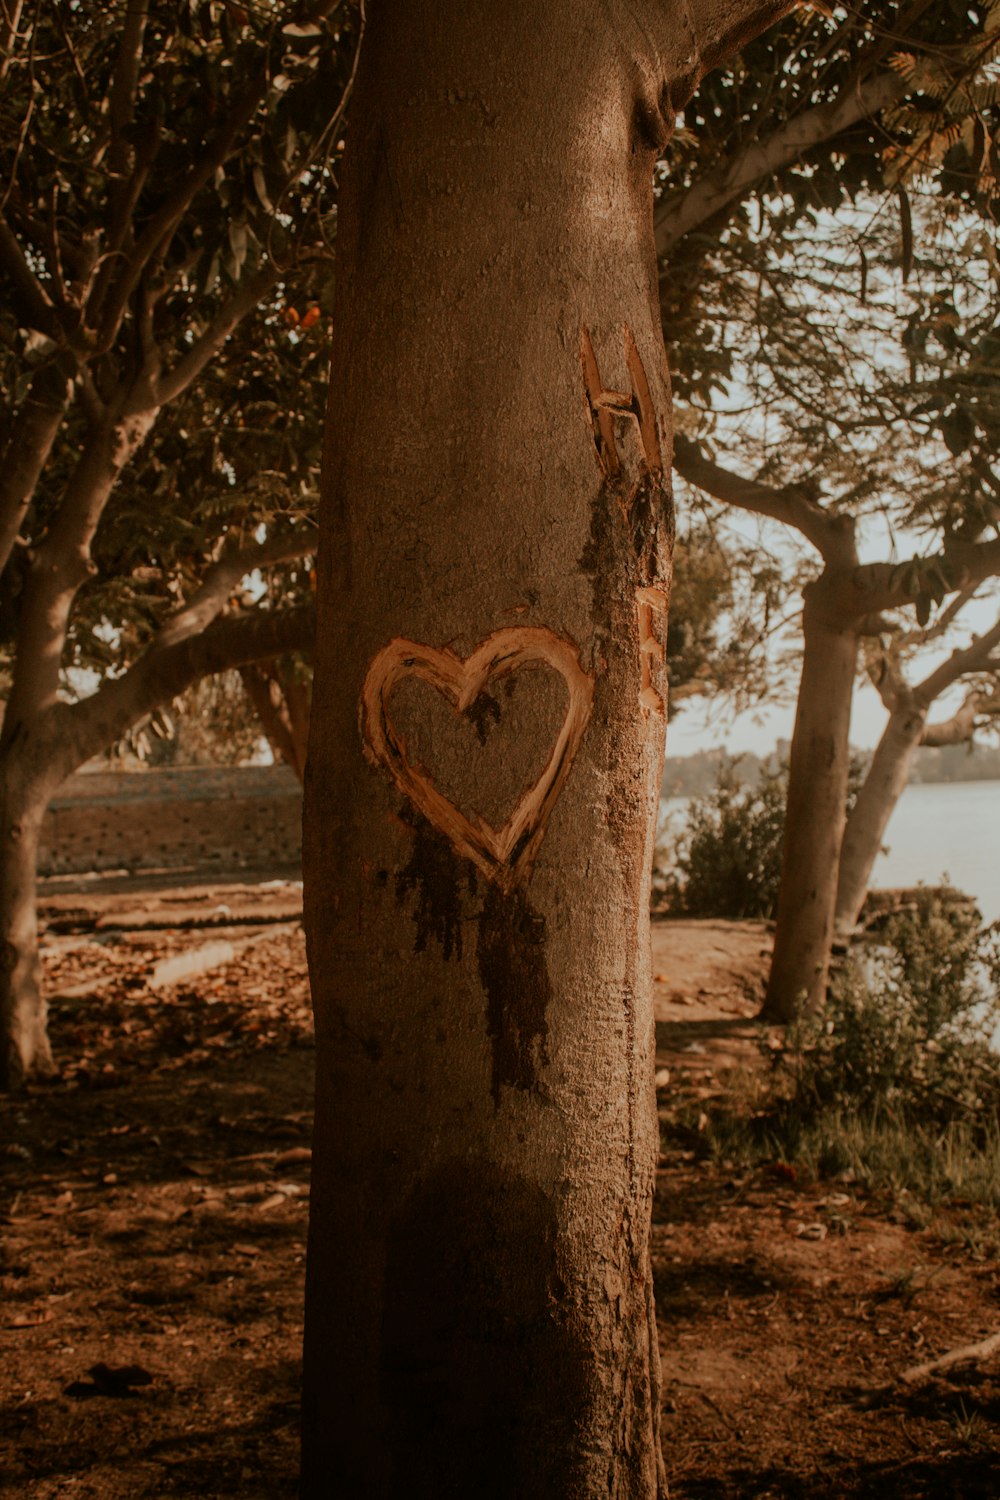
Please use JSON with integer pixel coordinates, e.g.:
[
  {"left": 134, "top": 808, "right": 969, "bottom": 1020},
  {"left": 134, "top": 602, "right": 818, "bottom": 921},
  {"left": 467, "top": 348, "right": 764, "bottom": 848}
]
[{"left": 666, "top": 675, "right": 898, "bottom": 758}]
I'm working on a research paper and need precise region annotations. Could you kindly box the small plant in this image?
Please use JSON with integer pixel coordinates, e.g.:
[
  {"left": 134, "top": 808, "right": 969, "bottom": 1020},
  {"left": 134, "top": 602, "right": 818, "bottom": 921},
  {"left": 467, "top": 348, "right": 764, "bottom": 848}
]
[{"left": 948, "top": 1398, "right": 984, "bottom": 1447}]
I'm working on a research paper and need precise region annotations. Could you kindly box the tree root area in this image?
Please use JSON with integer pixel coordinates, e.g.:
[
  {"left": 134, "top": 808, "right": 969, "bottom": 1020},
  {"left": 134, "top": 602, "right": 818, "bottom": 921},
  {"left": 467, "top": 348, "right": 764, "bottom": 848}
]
[{"left": 1, "top": 914, "right": 999, "bottom": 1496}]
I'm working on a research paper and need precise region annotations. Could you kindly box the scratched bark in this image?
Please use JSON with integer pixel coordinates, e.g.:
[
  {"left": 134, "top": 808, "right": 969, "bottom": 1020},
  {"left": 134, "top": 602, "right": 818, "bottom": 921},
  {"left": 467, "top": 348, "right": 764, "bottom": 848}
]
[{"left": 302, "top": 2, "right": 792, "bottom": 1494}]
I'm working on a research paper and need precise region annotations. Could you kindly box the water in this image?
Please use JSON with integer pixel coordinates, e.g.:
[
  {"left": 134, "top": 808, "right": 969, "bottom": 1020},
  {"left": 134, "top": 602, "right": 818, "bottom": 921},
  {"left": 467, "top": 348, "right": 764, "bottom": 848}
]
[
  {"left": 871, "top": 780, "right": 1000, "bottom": 924},
  {"left": 660, "top": 779, "right": 1000, "bottom": 923}
]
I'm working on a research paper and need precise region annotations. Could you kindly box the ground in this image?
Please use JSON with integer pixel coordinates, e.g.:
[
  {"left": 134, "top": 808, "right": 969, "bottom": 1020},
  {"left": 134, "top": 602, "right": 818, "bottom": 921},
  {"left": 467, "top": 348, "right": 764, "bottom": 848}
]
[{"left": 2, "top": 881, "right": 999, "bottom": 1497}]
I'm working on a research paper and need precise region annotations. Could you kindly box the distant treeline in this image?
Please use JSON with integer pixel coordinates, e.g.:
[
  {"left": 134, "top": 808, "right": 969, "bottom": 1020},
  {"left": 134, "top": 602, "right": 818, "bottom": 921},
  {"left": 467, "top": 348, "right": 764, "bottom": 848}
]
[{"left": 661, "top": 740, "right": 1000, "bottom": 799}]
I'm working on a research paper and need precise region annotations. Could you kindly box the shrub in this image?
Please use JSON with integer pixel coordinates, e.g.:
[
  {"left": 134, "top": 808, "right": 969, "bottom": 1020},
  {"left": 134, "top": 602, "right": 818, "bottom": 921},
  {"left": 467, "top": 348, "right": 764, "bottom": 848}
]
[
  {"left": 658, "top": 759, "right": 786, "bottom": 919},
  {"left": 788, "top": 892, "right": 1000, "bottom": 1134},
  {"left": 660, "top": 893, "right": 1000, "bottom": 1214}
]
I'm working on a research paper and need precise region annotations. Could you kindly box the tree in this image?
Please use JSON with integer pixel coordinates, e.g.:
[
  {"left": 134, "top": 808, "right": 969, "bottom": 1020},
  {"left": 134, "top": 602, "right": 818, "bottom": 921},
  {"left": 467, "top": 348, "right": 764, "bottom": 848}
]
[
  {"left": 834, "top": 606, "right": 1000, "bottom": 937},
  {"left": 300, "top": 2, "right": 797, "bottom": 1494},
  {"left": 666, "top": 25, "right": 1000, "bottom": 1015},
  {"left": 0, "top": 1, "right": 350, "bottom": 1086},
  {"left": 667, "top": 518, "right": 787, "bottom": 712}
]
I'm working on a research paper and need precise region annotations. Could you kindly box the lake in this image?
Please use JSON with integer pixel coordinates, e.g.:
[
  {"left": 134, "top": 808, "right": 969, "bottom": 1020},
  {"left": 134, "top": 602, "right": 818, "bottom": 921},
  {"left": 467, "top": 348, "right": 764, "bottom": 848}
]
[{"left": 661, "top": 779, "right": 1000, "bottom": 923}]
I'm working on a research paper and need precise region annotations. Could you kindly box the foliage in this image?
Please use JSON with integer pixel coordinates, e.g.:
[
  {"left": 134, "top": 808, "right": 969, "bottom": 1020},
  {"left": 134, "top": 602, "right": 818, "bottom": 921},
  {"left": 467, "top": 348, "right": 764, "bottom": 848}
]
[
  {"left": 0, "top": 0, "right": 352, "bottom": 690},
  {"left": 109, "top": 671, "right": 266, "bottom": 768},
  {"left": 668, "top": 895, "right": 1000, "bottom": 1214},
  {"left": 791, "top": 895, "right": 1000, "bottom": 1130},
  {"left": 667, "top": 521, "right": 787, "bottom": 711},
  {"left": 661, "top": 0, "right": 1000, "bottom": 412},
  {"left": 658, "top": 759, "right": 787, "bottom": 919}
]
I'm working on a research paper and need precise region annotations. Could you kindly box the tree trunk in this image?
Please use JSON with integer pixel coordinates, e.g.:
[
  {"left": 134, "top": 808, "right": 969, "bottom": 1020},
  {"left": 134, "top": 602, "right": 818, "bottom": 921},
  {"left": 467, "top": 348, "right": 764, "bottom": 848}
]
[
  {"left": 300, "top": 5, "right": 695, "bottom": 1494},
  {"left": 0, "top": 607, "right": 314, "bottom": 1090},
  {"left": 240, "top": 660, "right": 310, "bottom": 782},
  {"left": 834, "top": 701, "right": 927, "bottom": 941},
  {"left": 0, "top": 738, "right": 62, "bottom": 1090},
  {"left": 762, "top": 581, "right": 857, "bottom": 1022}
]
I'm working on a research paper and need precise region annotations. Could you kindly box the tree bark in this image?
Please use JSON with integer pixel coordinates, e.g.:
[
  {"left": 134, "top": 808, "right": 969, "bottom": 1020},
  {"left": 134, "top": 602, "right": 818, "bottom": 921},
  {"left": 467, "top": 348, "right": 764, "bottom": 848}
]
[
  {"left": 301, "top": 9, "right": 669, "bottom": 1497},
  {"left": 833, "top": 700, "right": 927, "bottom": 941},
  {"left": 300, "top": 1, "right": 790, "bottom": 1492},
  {"left": 762, "top": 581, "right": 857, "bottom": 1022},
  {"left": 0, "top": 724, "right": 69, "bottom": 1089}
]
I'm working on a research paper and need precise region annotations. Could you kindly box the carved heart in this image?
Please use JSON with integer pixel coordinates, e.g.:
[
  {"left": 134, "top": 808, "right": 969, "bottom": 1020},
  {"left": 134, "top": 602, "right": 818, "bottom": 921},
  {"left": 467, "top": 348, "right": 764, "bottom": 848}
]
[{"left": 360, "top": 627, "right": 593, "bottom": 886}]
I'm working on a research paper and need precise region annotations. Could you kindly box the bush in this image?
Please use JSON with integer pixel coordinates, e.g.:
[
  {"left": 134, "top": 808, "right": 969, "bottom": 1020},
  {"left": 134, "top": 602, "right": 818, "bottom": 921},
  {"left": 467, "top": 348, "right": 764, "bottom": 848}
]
[
  {"left": 661, "top": 893, "right": 1000, "bottom": 1214},
  {"left": 658, "top": 759, "right": 786, "bottom": 919},
  {"left": 788, "top": 892, "right": 1000, "bottom": 1133}
]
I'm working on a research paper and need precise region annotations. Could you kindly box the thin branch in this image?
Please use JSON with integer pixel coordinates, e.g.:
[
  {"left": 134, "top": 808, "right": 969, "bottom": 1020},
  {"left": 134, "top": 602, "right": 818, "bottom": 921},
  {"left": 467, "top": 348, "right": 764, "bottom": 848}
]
[
  {"left": 0, "top": 215, "right": 59, "bottom": 336},
  {"left": 157, "top": 261, "right": 281, "bottom": 406},
  {"left": 915, "top": 612, "right": 1000, "bottom": 705},
  {"left": 88, "top": 74, "right": 269, "bottom": 350},
  {"left": 0, "top": 0, "right": 25, "bottom": 84},
  {"left": 896, "top": 583, "right": 982, "bottom": 650}
]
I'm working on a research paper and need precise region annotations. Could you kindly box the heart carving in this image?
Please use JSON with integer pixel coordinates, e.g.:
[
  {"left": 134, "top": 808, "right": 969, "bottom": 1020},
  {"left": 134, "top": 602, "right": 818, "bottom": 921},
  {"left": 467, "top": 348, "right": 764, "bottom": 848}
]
[{"left": 360, "top": 627, "right": 594, "bottom": 886}]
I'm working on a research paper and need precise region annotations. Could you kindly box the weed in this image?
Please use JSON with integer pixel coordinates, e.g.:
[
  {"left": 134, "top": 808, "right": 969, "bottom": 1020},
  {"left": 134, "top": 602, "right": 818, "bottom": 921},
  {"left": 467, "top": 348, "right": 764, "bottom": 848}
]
[{"left": 948, "top": 1398, "right": 984, "bottom": 1447}]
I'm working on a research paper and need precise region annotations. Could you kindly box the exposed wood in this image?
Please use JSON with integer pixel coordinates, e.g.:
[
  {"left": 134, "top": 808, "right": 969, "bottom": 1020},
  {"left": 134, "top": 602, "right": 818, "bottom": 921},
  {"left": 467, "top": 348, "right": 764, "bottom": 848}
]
[
  {"left": 360, "top": 628, "right": 594, "bottom": 888},
  {"left": 901, "top": 1329, "right": 1000, "bottom": 1385}
]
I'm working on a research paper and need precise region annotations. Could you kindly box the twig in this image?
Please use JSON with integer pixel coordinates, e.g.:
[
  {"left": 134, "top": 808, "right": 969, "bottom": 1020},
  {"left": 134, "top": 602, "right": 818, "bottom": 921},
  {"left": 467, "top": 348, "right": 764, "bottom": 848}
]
[{"left": 900, "top": 1329, "right": 1000, "bottom": 1385}]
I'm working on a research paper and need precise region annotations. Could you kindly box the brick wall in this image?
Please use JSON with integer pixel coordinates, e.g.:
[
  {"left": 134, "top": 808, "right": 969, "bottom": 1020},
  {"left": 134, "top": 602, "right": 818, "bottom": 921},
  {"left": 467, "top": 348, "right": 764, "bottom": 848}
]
[{"left": 39, "top": 765, "right": 303, "bottom": 877}]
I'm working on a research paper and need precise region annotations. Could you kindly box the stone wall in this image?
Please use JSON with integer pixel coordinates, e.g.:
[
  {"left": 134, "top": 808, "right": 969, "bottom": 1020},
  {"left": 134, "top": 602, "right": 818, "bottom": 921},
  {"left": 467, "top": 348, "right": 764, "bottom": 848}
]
[{"left": 39, "top": 766, "right": 302, "bottom": 877}]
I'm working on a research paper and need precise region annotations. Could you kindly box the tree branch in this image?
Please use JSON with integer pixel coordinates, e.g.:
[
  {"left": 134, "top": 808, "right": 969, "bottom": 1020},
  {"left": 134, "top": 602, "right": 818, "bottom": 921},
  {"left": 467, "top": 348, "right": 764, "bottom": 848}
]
[
  {"left": 915, "top": 612, "right": 1000, "bottom": 705},
  {"left": 862, "top": 638, "right": 907, "bottom": 713},
  {"left": 155, "top": 529, "right": 318, "bottom": 650},
  {"left": 672, "top": 433, "right": 853, "bottom": 562},
  {"left": 0, "top": 365, "right": 72, "bottom": 575},
  {"left": 849, "top": 537, "right": 1000, "bottom": 619},
  {"left": 921, "top": 685, "right": 1000, "bottom": 747},
  {"left": 0, "top": 1, "right": 25, "bottom": 85},
  {"left": 655, "top": 70, "right": 905, "bottom": 254},
  {"left": 61, "top": 603, "right": 316, "bottom": 769},
  {"left": 88, "top": 75, "right": 268, "bottom": 350},
  {"left": 157, "top": 261, "right": 281, "bottom": 406},
  {"left": 0, "top": 216, "right": 60, "bottom": 336}
]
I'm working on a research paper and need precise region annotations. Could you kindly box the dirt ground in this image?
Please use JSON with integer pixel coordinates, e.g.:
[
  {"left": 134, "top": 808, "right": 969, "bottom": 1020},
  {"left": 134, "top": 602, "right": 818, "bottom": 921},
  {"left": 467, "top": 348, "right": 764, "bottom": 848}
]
[{"left": 2, "top": 882, "right": 999, "bottom": 1497}]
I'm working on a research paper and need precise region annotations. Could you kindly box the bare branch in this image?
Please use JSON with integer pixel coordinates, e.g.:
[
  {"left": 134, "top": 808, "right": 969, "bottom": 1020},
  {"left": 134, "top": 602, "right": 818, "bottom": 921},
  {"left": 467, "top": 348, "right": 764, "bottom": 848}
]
[
  {"left": 921, "top": 686, "right": 1000, "bottom": 747},
  {"left": 915, "top": 612, "right": 1000, "bottom": 705}
]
